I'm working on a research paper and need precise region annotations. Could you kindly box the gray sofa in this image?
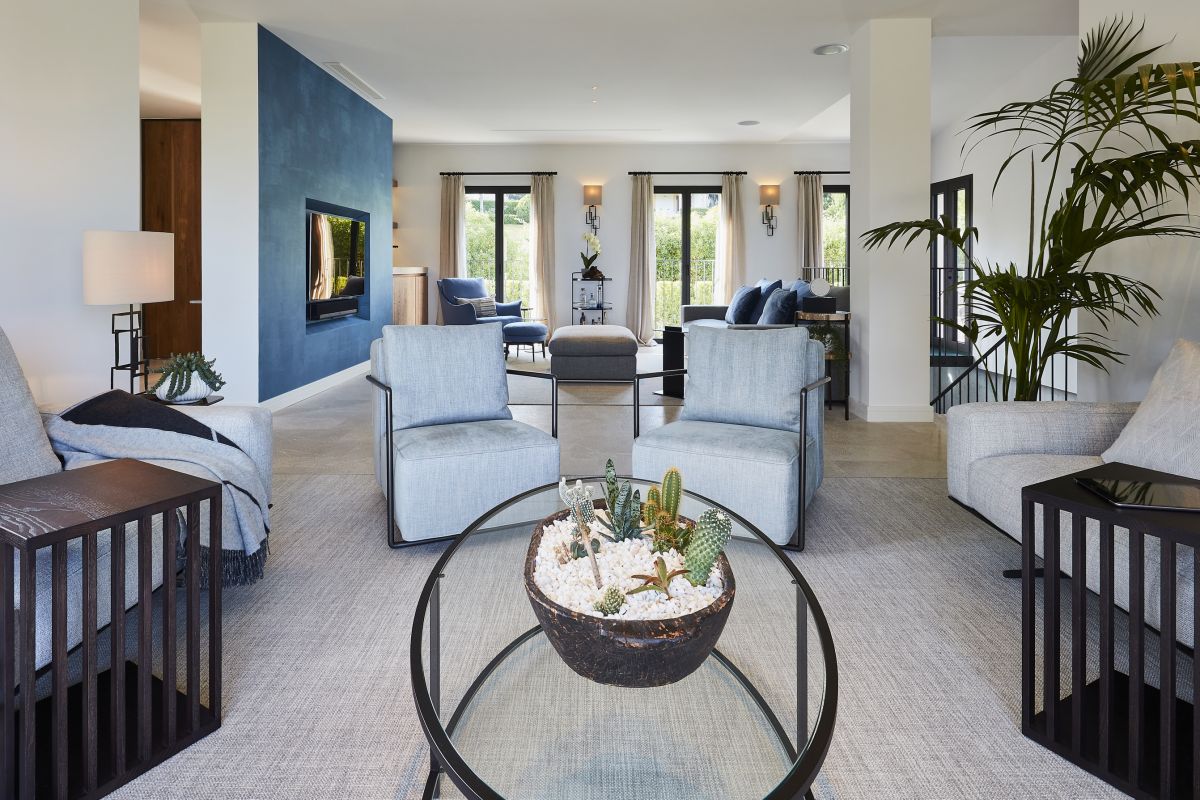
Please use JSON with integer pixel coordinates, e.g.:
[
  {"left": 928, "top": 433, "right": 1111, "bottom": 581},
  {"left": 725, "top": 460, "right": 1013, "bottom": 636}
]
[
  {"left": 682, "top": 285, "right": 850, "bottom": 330},
  {"left": 948, "top": 401, "right": 1194, "bottom": 647},
  {"left": 1, "top": 326, "right": 272, "bottom": 670}
]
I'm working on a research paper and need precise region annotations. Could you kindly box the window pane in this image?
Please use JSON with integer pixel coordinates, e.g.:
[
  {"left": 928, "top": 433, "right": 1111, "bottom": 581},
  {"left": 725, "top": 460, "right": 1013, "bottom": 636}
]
[
  {"left": 503, "top": 193, "right": 531, "bottom": 311},
  {"left": 821, "top": 191, "right": 848, "bottom": 286},
  {"left": 689, "top": 193, "right": 719, "bottom": 306},
  {"left": 465, "top": 193, "right": 497, "bottom": 297},
  {"left": 654, "top": 193, "right": 683, "bottom": 330}
]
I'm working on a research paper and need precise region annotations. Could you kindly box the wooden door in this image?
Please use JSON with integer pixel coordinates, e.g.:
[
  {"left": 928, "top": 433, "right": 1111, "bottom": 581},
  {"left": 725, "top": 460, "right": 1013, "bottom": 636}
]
[{"left": 141, "top": 119, "right": 201, "bottom": 357}]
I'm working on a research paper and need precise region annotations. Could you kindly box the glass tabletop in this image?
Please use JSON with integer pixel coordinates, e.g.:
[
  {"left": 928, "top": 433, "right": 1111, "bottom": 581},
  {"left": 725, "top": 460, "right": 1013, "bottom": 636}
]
[{"left": 411, "top": 478, "right": 837, "bottom": 800}]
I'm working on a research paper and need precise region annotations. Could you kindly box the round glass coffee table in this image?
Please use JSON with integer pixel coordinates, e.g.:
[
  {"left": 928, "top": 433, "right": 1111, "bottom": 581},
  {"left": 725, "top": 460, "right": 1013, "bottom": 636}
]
[{"left": 411, "top": 478, "right": 837, "bottom": 800}]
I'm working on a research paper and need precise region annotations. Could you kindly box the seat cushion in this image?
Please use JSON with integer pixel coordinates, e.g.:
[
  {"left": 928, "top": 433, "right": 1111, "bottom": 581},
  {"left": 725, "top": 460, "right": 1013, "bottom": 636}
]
[
  {"left": 504, "top": 321, "right": 548, "bottom": 343},
  {"left": 684, "top": 318, "right": 730, "bottom": 331},
  {"left": 379, "top": 325, "right": 511, "bottom": 430},
  {"left": 724, "top": 285, "right": 760, "bottom": 324},
  {"left": 0, "top": 327, "right": 60, "bottom": 484},
  {"left": 1102, "top": 339, "right": 1200, "bottom": 480},
  {"left": 633, "top": 420, "right": 815, "bottom": 545},
  {"left": 966, "top": 452, "right": 1193, "bottom": 648},
  {"left": 681, "top": 326, "right": 813, "bottom": 433},
  {"left": 548, "top": 325, "right": 637, "bottom": 356},
  {"left": 758, "top": 287, "right": 798, "bottom": 325},
  {"left": 393, "top": 419, "right": 559, "bottom": 540}
]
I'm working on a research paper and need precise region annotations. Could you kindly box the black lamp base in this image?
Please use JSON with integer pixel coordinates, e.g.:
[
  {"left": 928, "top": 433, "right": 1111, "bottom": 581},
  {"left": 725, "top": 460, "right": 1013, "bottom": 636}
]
[{"left": 110, "top": 304, "right": 150, "bottom": 394}]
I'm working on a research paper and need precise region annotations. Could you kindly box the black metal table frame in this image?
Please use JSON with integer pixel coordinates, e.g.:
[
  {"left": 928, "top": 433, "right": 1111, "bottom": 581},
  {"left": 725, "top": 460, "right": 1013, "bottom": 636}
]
[
  {"left": 1021, "top": 462, "right": 1200, "bottom": 799},
  {"left": 410, "top": 479, "right": 839, "bottom": 800}
]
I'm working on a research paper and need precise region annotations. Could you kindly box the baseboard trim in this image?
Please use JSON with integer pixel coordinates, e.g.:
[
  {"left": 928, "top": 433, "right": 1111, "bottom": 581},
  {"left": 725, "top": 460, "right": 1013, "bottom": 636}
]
[
  {"left": 849, "top": 400, "right": 935, "bottom": 423},
  {"left": 260, "top": 361, "right": 370, "bottom": 412}
]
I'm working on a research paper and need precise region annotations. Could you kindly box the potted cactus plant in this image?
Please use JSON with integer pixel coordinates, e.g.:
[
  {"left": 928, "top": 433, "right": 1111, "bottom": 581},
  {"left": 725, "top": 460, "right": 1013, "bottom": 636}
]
[
  {"left": 151, "top": 352, "right": 226, "bottom": 403},
  {"left": 524, "top": 462, "right": 736, "bottom": 687}
]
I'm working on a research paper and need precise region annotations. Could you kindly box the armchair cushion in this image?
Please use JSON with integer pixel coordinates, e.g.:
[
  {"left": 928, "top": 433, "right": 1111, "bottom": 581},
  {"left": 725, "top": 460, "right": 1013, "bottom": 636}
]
[
  {"left": 681, "top": 326, "right": 814, "bottom": 433},
  {"left": 724, "top": 285, "right": 759, "bottom": 324},
  {"left": 0, "top": 327, "right": 61, "bottom": 484},
  {"left": 378, "top": 324, "right": 511, "bottom": 431},
  {"left": 1102, "top": 339, "right": 1200, "bottom": 480},
  {"left": 632, "top": 419, "right": 816, "bottom": 545},
  {"left": 392, "top": 419, "right": 559, "bottom": 540}
]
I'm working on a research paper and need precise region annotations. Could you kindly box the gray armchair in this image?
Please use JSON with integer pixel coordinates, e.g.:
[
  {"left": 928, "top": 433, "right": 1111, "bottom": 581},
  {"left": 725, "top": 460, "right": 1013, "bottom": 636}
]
[
  {"left": 631, "top": 326, "right": 828, "bottom": 549},
  {"left": 368, "top": 324, "right": 559, "bottom": 547}
]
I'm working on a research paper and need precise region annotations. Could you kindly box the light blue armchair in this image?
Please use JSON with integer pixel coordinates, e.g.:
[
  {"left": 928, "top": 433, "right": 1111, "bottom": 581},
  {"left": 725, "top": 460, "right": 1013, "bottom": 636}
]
[
  {"left": 367, "top": 324, "right": 560, "bottom": 546},
  {"left": 437, "top": 277, "right": 523, "bottom": 327},
  {"left": 632, "top": 326, "right": 828, "bottom": 550}
]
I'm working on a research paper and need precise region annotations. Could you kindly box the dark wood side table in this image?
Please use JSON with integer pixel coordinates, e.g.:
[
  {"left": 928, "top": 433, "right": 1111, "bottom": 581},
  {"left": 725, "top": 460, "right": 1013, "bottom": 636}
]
[
  {"left": 794, "top": 311, "right": 851, "bottom": 420},
  {"left": 0, "top": 459, "right": 222, "bottom": 800},
  {"left": 141, "top": 393, "right": 224, "bottom": 407},
  {"left": 657, "top": 325, "right": 686, "bottom": 399},
  {"left": 1021, "top": 462, "right": 1200, "bottom": 799}
]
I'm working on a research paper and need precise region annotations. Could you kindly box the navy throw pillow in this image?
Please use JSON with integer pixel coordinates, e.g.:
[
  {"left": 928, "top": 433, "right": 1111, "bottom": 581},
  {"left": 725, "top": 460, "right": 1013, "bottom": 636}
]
[
  {"left": 749, "top": 279, "right": 782, "bottom": 323},
  {"left": 790, "top": 279, "right": 813, "bottom": 299},
  {"left": 724, "top": 285, "right": 759, "bottom": 324},
  {"left": 758, "top": 287, "right": 798, "bottom": 325}
]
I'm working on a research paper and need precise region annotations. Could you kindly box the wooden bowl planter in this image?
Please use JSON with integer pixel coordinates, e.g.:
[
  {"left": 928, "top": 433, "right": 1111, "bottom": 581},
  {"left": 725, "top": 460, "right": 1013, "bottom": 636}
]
[{"left": 523, "top": 502, "right": 736, "bottom": 688}]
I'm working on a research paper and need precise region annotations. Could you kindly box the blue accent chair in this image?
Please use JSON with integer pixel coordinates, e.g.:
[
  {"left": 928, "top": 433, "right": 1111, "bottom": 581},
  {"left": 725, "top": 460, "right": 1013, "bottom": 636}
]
[{"left": 437, "top": 277, "right": 523, "bottom": 327}]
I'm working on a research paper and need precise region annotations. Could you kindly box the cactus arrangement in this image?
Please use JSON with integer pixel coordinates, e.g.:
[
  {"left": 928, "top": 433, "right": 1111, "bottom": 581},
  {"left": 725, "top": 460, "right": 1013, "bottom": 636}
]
[
  {"left": 627, "top": 556, "right": 690, "bottom": 600},
  {"left": 594, "top": 584, "right": 626, "bottom": 616},
  {"left": 684, "top": 509, "right": 732, "bottom": 586},
  {"left": 639, "top": 467, "right": 695, "bottom": 554}
]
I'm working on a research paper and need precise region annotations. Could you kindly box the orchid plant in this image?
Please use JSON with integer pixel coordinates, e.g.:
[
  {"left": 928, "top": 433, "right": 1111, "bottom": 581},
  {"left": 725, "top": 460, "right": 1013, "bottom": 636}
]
[{"left": 580, "top": 232, "right": 602, "bottom": 270}]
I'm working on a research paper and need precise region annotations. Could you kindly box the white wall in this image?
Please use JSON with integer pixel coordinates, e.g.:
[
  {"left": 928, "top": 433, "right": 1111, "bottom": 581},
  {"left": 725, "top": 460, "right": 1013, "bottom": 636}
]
[
  {"left": 200, "top": 23, "right": 260, "bottom": 404},
  {"left": 392, "top": 142, "right": 850, "bottom": 327},
  {"left": 1075, "top": 0, "right": 1200, "bottom": 401},
  {"left": 0, "top": 0, "right": 141, "bottom": 405}
]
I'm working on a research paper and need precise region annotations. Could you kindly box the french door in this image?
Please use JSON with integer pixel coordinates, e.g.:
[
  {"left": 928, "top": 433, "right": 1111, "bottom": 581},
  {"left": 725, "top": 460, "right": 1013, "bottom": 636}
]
[
  {"left": 930, "top": 175, "right": 973, "bottom": 353},
  {"left": 464, "top": 186, "right": 531, "bottom": 308},
  {"left": 652, "top": 187, "right": 721, "bottom": 330}
]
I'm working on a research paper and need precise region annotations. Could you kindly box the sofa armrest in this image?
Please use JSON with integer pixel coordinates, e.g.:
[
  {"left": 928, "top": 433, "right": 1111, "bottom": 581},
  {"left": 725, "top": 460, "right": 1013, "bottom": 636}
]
[
  {"left": 946, "top": 401, "right": 1138, "bottom": 502},
  {"left": 175, "top": 405, "right": 274, "bottom": 501},
  {"left": 441, "top": 300, "right": 478, "bottom": 325},
  {"left": 681, "top": 305, "right": 727, "bottom": 323}
]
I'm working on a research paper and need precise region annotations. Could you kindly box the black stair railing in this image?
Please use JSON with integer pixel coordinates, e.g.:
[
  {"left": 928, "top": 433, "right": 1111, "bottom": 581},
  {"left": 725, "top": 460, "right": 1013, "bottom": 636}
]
[{"left": 931, "top": 336, "right": 1075, "bottom": 414}]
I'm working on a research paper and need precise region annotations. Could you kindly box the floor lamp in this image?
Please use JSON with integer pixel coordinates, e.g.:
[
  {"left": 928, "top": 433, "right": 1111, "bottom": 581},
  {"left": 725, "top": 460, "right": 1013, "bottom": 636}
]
[{"left": 83, "top": 230, "right": 175, "bottom": 393}]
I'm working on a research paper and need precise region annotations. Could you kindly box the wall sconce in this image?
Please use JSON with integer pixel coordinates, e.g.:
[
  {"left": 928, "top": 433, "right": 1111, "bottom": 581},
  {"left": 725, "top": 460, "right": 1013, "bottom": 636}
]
[
  {"left": 759, "top": 184, "right": 780, "bottom": 236},
  {"left": 584, "top": 185, "right": 602, "bottom": 234}
]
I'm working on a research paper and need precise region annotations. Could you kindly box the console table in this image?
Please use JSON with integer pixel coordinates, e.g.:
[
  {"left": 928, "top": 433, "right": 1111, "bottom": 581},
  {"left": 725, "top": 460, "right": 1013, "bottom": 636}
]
[
  {"left": 794, "top": 311, "right": 850, "bottom": 421},
  {"left": 0, "top": 459, "right": 222, "bottom": 799},
  {"left": 1021, "top": 462, "right": 1200, "bottom": 799}
]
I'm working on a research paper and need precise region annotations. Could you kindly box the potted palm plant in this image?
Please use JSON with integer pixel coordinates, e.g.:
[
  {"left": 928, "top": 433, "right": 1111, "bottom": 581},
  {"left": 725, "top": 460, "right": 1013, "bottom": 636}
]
[{"left": 864, "top": 18, "right": 1200, "bottom": 400}]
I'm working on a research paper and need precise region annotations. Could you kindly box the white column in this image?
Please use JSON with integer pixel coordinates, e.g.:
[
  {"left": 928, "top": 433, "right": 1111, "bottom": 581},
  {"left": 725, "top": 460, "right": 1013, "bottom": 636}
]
[
  {"left": 200, "top": 23, "right": 260, "bottom": 404},
  {"left": 849, "top": 19, "right": 933, "bottom": 422},
  {"left": 0, "top": 0, "right": 140, "bottom": 405}
]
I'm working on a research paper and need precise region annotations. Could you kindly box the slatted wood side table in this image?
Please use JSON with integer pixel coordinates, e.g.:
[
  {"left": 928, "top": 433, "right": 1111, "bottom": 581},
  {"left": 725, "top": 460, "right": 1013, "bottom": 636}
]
[
  {"left": 1022, "top": 462, "right": 1200, "bottom": 799},
  {"left": 0, "top": 459, "right": 222, "bottom": 799}
]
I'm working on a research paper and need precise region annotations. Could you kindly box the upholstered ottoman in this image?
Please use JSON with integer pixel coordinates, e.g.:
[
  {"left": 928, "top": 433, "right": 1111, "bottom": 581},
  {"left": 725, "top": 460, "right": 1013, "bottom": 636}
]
[
  {"left": 503, "top": 320, "right": 549, "bottom": 360},
  {"left": 549, "top": 325, "right": 638, "bottom": 381}
]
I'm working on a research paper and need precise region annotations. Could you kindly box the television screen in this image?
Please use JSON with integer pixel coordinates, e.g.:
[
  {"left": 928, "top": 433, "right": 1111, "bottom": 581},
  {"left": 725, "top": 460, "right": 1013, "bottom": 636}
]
[{"left": 308, "top": 211, "right": 366, "bottom": 301}]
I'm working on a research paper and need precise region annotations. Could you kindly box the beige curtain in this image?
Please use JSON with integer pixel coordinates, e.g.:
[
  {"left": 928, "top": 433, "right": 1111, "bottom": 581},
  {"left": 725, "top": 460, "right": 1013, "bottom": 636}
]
[
  {"left": 310, "top": 213, "right": 334, "bottom": 300},
  {"left": 715, "top": 173, "right": 745, "bottom": 303},
  {"left": 797, "top": 173, "right": 824, "bottom": 280},
  {"left": 529, "top": 174, "right": 556, "bottom": 332},
  {"left": 627, "top": 173, "right": 656, "bottom": 345},
  {"left": 438, "top": 173, "right": 466, "bottom": 323}
]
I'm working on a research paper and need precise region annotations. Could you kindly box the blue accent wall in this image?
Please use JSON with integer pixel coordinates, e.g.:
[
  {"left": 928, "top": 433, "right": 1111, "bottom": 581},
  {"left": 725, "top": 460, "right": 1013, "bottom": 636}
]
[{"left": 257, "top": 26, "right": 393, "bottom": 401}]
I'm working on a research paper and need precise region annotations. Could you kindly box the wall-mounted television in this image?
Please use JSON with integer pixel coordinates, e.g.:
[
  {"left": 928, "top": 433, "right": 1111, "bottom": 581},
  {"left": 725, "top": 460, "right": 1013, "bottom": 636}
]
[{"left": 307, "top": 209, "right": 367, "bottom": 321}]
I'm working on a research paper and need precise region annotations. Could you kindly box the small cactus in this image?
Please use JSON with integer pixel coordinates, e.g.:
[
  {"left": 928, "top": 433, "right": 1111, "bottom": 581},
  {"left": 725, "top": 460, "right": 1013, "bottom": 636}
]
[
  {"left": 660, "top": 467, "right": 682, "bottom": 520},
  {"left": 570, "top": 500, "right": 603, "bottom": 589},
  {"left": 652, "top": 512, "right": 693, "bottom": 554},
  {"left": 604, "top": 459, "right": 620, "bottom": 511},
  {"left": 594, "top": 585, "right": 625, "bottom": 616},
  {"left": 643, "top": 486, "right": 661, "bottom": 526},
  {"left": 684, "top": 509, "right": 732, "bottom": 586}
]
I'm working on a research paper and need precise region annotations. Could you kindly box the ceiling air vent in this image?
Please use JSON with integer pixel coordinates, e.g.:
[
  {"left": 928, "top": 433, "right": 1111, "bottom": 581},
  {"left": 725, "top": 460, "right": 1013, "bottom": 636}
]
[{"left": 322, "top": 62, "right": 384, "bottom": 100}]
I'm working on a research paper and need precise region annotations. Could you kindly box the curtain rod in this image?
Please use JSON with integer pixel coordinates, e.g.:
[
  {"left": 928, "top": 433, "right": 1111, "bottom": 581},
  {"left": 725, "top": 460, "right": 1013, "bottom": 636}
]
[
  {"left": 794, "top": 170, "right": 850, "bottom": 175},
  {"left": 628, "top": 171, "right": 746, "bottom": 176},
  {"left": 440, "top": 171, "right": 558, "bottom": 176}
]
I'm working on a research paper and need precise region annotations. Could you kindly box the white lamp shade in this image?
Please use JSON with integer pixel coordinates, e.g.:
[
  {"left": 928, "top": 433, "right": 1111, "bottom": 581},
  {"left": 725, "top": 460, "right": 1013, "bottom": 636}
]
[
  {"left": 759, "top": 184, "right": 780, "bottom": 206},
  {"left": 583, "top": 184, "right": 603, "bottom": 205},
  {"left": 83, "top": 230, "right": 175, "bottom": 305}
]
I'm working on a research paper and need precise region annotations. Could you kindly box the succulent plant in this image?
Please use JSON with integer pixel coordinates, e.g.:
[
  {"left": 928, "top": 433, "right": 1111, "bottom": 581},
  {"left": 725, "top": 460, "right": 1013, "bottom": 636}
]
[
  {"left": 151, "top": 352, "right": 226, "bottom": 400},
  {"left": 604, "top": 459, "right": 620, "bottom": 510},
  {"left": 570, "top": 500, "right": 603, "bottom": 589},
  {"left": 660, "top": 467, "right": 682, "bottom": 520},
  {"left": 627, "top": 556, "right": 690, "bottom": 600},
  {"left": 642, "top": 486, "right": 661, "bottom": 526},
  {"left": 684, "top": 509, "right": 732, "bottom": 586},
  {"left": 651, "top": 512, "right": 693, "bottom": 554},
  {"left": 594, "top": 584, "right": 625, "bottom": 616}
]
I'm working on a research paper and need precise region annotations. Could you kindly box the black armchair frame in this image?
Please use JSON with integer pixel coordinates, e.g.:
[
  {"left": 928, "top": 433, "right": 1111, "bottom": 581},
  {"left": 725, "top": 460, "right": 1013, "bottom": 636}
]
[
  {"left": 366, "top": 369, "right": 558, "bottom": 549},
  {"left": 632, "top": 369, "right": 830, "bottom": 552}
]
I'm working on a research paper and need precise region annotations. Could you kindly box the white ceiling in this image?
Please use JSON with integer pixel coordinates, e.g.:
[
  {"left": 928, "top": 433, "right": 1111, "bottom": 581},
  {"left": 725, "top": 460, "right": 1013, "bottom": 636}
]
[{"left": 142, "top": 0, "right": 1079, "bottom": 142}]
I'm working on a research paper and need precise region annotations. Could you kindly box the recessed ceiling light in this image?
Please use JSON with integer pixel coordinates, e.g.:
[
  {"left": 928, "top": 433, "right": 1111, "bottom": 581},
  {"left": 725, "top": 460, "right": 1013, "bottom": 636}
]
[
  {"left": 813, "top": 43, "right": 849, "bottom": 56},
  {"left": 737, "top": 120, "right": 760, "bottom": 126},
  {"left": 592, "top": 85, "right": 599, "bottom": 91},
  {"left": 592, "top": 99, "right": 599, "bottom": 104}
]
